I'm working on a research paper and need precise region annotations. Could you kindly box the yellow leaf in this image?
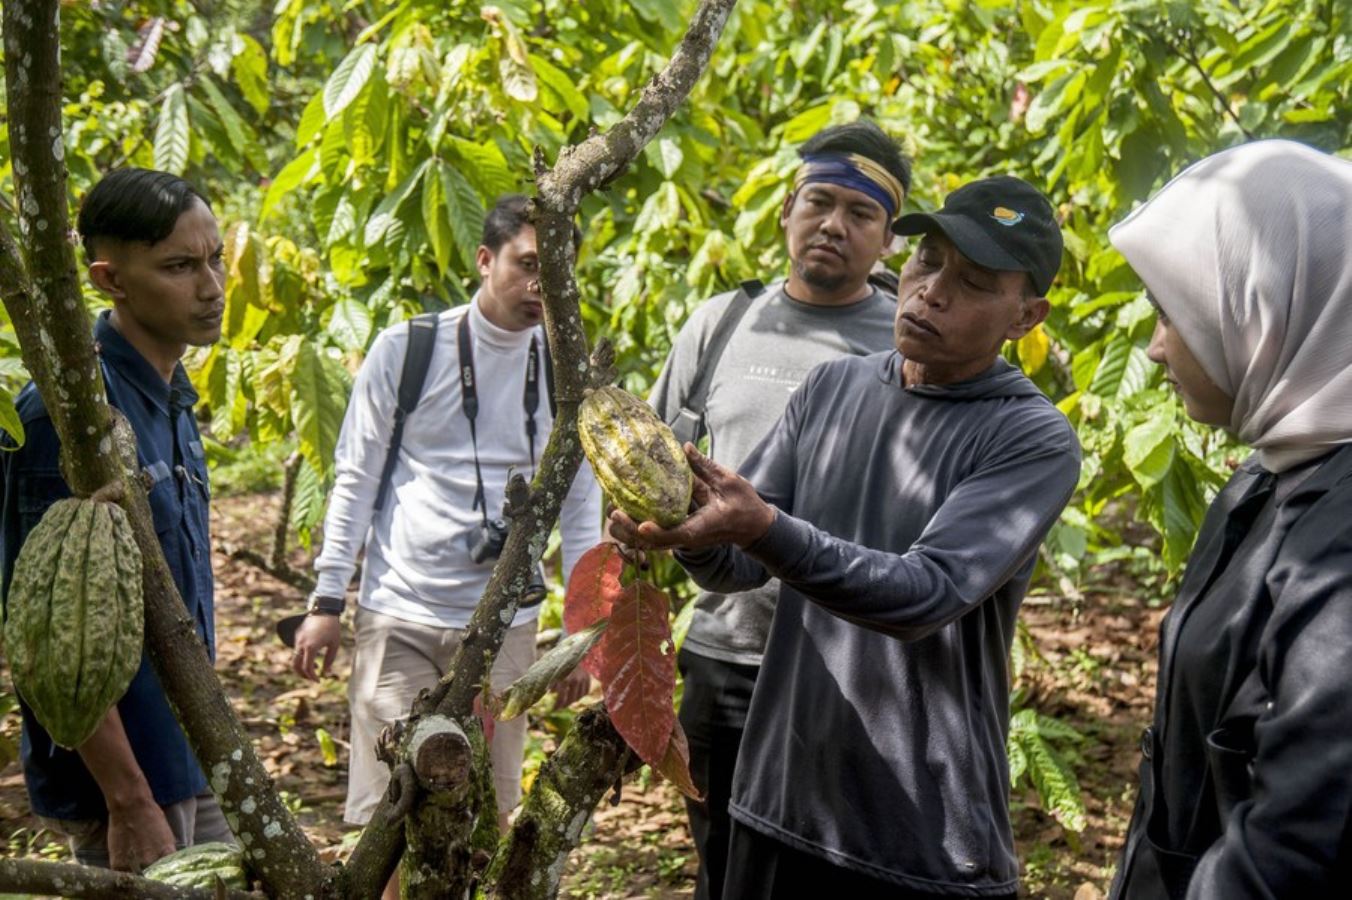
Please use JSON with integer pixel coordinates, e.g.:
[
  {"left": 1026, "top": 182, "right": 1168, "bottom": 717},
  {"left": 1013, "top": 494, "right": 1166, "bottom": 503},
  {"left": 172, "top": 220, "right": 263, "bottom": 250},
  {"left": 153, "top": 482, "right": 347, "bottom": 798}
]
[{"left": 1018, "top": 324, "right": 1050, "bottom": 376}]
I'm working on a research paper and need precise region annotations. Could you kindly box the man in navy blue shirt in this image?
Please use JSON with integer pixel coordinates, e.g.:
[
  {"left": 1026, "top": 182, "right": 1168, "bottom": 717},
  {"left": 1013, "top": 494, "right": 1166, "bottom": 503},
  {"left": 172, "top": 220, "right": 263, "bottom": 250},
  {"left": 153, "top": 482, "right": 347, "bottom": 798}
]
[{"left": 1, "top": 168, "right": 229, "bottom": 871}]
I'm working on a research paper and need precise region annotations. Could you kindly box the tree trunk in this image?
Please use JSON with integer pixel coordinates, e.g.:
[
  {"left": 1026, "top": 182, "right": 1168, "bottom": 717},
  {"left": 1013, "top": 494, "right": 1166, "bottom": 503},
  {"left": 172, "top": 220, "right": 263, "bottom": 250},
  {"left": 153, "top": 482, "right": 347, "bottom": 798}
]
[
  {"left": 0, "top": 4, "right": 331, "bottom": 897},
  {"left": 484, "top": 706, "right": 636, "bottom": 899},
  {"left": 2, "top": 0, "right": 737, "bottom": 895}
]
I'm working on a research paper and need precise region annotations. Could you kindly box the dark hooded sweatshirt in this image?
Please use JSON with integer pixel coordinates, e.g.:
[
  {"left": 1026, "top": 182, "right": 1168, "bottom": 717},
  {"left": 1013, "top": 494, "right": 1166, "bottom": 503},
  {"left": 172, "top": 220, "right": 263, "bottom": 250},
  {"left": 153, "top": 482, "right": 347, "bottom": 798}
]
[{"left": 676, "top": 351, "right": 1081, "bottom": 894}]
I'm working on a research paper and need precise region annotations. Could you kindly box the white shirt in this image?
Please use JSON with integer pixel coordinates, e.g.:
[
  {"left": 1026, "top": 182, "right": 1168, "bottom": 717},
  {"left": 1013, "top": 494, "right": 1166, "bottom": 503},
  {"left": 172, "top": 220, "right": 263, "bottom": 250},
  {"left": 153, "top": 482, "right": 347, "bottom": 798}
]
[{"left": 314, "top": 295, "right": 603, "bottom": 628}]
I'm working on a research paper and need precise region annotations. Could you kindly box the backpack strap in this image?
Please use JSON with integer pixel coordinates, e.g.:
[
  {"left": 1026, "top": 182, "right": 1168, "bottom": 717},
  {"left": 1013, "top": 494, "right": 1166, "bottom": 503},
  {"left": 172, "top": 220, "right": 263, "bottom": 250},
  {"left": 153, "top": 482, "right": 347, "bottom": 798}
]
[
  {"left": 669, "top": 279, "right": 764, "bottom": 447},
  {"left": 374, "top": 313, "right": 439, "bottom": 512}
]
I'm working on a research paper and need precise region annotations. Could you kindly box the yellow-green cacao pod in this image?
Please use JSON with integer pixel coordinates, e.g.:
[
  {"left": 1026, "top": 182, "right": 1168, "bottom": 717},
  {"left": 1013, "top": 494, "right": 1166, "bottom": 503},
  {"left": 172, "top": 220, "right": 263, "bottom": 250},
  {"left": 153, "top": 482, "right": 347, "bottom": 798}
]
[
  {"left": 3, "top": 497, "right": 144, "bottom": 749},
  {"left": 144, "top": 842, "right": 249, "bottom": 890},
  {"left": 578, "top": 386, "right": 693, "bottom": 528}
]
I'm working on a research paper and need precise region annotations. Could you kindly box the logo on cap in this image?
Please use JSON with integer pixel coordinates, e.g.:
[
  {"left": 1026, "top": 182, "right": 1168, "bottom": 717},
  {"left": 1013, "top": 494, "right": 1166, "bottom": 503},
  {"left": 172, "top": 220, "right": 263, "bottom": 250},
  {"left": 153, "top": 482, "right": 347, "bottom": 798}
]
[{"left": 990, "top": 206, "right": 1024, "bottom": 226}]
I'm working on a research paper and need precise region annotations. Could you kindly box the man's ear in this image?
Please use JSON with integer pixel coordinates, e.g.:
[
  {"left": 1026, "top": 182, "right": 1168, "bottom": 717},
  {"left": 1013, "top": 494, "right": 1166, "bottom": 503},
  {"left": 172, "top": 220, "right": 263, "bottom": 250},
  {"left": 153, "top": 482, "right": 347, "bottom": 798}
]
[
  {"left": 475, "top": 244, "right": 492, "bottom": 278},
  {"left": 881, "top": 230, "right": 904, "bottom": 259},
  {"left": 1006, "top": 295, "right": 1050, "bottom": 340},
  {"left": 778, "top": 190, "right": 798, "bottom": 230},
  {"left": 86, "top": 260, "right": 125, "bottom": 300}
]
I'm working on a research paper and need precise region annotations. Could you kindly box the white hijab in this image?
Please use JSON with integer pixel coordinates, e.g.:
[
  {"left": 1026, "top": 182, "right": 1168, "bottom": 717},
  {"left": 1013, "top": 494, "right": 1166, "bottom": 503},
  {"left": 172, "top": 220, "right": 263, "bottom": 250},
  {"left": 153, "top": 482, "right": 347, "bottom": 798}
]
[{"left": 1109, "top": 140, "right": 1352, "bottom": 473}]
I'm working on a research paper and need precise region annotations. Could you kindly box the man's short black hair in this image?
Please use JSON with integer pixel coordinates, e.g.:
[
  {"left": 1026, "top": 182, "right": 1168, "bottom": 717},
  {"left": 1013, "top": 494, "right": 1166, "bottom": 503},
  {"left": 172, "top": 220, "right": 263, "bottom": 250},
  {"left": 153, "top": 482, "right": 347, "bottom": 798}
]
[
  {"left": 77, "top": 168, "right": 211, "bottom": 261},
  {"left": 798, "top": 120, "right": 912, "bottom": 197},
  {"left": 481, "top": 194, "right": 582, "bottom": 253}
]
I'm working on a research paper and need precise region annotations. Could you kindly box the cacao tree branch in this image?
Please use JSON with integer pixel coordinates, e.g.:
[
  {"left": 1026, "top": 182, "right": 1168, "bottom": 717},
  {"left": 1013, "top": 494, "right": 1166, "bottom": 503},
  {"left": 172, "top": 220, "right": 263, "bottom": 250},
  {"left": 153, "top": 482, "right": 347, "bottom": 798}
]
[
  {"left": 341, "top": 0, "right": 738, "bottom": 894},
  {"left": 225, "top": 545, "right": 317, "bottom": 593},
  {"left": 272, "top": 451, "right": 303, "bottom": 569},
  {"left": 1147, "top": 26, "right": 1255, "bottom": 140},
  {"left": 484, "top": 706, "right": 636, "bottom": 899},
  {"left": 0, "top": 4, "right": 331, "bottom": 897},
  {"left": 0, "top": 858, "right": 265, "bottom": 900}
]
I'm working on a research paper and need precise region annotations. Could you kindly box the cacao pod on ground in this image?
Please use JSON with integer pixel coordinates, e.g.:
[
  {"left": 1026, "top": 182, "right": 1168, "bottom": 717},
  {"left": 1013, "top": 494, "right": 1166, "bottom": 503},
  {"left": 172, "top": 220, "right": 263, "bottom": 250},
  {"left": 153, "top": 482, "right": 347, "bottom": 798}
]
[
  {"left": 578, "top": 386, "right": 693, "bottom": 528},
  {"left": 143, "top": 841, "right": 249, "bottom": 890},
  {"left": 3, "top": 497, "right": 144, "bottom": 749}
]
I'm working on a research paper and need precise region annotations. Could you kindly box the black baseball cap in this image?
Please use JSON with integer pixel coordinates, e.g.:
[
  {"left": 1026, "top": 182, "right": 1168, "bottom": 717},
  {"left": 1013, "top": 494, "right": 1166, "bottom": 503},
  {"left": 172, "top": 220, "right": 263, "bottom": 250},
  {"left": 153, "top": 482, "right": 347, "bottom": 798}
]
[{"left": 892, "top": 175, "right": 1063, "bottom": 295}]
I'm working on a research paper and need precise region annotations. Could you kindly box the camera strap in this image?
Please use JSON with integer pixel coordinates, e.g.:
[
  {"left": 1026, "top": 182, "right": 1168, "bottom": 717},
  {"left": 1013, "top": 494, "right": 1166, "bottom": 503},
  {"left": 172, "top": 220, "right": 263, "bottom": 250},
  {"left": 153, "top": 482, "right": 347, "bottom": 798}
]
[{"left": 457, "top": 312, "right": 544, "bottom": 526}]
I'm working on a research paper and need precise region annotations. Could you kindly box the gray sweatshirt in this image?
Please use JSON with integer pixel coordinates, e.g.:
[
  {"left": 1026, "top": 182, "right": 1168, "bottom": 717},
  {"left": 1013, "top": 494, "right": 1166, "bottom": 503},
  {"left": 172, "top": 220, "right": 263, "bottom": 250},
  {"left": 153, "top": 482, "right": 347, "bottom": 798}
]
[
  {"left": 648, "top": 281, "right": 896, "bottom": 665},
  {"left": 676, "top": 351, "right": 1081, "bottom": 894}
]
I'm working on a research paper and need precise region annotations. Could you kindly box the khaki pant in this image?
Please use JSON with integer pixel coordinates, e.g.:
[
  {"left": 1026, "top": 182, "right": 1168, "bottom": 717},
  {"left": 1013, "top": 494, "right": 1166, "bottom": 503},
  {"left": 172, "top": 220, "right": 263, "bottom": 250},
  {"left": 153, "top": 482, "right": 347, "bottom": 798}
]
[
  {"left": 40, "top": 791, "right": 234, "bottom": 868},
  {"left": 344, "top": 606, "right": 537, "bottom": 825}
]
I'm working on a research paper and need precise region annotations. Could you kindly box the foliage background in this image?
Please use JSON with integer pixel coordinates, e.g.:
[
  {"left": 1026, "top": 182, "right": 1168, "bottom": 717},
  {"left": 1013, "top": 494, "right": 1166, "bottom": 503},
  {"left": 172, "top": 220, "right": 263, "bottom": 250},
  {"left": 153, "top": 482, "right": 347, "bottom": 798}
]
[{"left": 1, "top": 0, "right": 1350, "bottom": 872}]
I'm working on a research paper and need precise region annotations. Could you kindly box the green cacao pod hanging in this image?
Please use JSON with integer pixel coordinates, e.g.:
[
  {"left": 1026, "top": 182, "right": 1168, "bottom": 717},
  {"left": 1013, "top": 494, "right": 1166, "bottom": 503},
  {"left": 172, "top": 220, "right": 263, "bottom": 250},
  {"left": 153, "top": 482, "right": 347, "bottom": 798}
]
[
  {"left": 143, "top": 842, "right": 249, "bottom": 890},
  {"left": 578, "top": 386, "right": 693, "bottom": 528},
  {"left": 3, "top": 497, "right": 144, "bottom": 749}
]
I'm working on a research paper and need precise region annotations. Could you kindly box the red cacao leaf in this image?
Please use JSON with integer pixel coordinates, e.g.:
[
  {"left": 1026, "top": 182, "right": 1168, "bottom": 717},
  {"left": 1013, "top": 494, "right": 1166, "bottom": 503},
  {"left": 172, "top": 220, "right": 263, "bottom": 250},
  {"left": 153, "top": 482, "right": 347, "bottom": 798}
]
[
  {"left": 654, "top": 718, "right": 701, "bottom": 800},
  {"left": 564, "top": 543, "right": 625, "bottom": 676},
  {"left": 599, "top": 581, "right": 675, "bottom": 767}
]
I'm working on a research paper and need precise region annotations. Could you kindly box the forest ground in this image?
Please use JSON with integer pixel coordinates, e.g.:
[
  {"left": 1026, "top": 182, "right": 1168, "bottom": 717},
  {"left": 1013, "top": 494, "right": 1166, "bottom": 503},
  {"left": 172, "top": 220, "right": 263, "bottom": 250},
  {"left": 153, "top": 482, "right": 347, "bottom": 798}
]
[{"left": 0, "top": 491, "right": 1163, "bottom": 899}]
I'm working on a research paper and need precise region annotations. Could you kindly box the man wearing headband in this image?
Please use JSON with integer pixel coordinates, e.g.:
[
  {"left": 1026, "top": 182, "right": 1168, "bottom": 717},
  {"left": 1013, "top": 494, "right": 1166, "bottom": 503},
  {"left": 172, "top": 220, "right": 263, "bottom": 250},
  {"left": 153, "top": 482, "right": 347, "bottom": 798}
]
[
  {"left": 620, "top": 175, "right": 1081, "bottom": 897},
  {"left": 647, "top": 119, "right": 910, "bottom": 900}
]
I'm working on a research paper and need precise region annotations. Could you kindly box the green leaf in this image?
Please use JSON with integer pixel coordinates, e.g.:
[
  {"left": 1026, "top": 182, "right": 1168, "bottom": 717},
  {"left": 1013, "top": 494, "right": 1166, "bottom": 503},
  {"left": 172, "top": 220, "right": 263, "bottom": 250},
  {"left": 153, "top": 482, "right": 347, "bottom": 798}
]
[
  {"left": 444, "top": 137, "right": 516, "bottom": 199},
  {"left": 206, "top": 345, "right": 245, "bottom": 440},
  {"left": 1158, "top": 458, "right": 1207, "bottom": 568},
  {"left": 199, "top": 76, "right": 267, "bottom": 174},
  {"left": 1008, "top": 709, "right": 1087, "bottom": 834},
  {"left": 494, "top": 17, "right": 538, "bottom": 103},
  {"left": 781, "top": 104, "right": 833, "bottom": 144},
  {"left": 295, "top": 93, "right": 327, "bottom": 149},
  {"left": 324, "top": 44, "right": 378, "bottom": 118},
  {"left": 262, "top": 147, "right": 320, "bottom": 221},
  {"left": 326, "top": 298, "right": 373, "bottom": 351},
  {"left": 1123, "top": 416, "right": 1175, "bottom": 490},
  {"left": 1088, "top": 334, "right": 1130, "bottom": 396},
  {"left": 494, "top": 620, "right": 608, "bottom": 721},
  {"left": 630, "top": 0, "right": 685, "bottom": 32},
  {"left": 363, "top": 160, "right": 430, "bottom": 247},
  {"left": 1117, "top": 346, "right": 1154, "bottom": 398},
  {"left": 440, "top": 164, "right": 486, "bottom": 270},
  {"left": 315, "top": 728, "right": 339, "bottom": 767},
  {"left": 1115, "top": 127, "right": 1167, "bottom": 202},
  {"left": 790, "top": 21, "right": 827, "bottom": 69},
  {"left": 646, "top": 136, "right": 685, "bottom": 179},
  {"left": 0, "top": 390, "right": 24, "bottom": 448},
  {"left": 530, "top": 54, "right": 589, "bottom": 121},
  {"left": 1226, "top": 20, "right": 1294, "bottom": 79},
  {"left": 290, "top": 343, "right": 348, "bottom": 481},
  {"left": 422, "top": 162, "right": 454, "bottom": 273},
  {"left": 153, "top": 84, "right": 190, "bottom": 175},
  {"left": 231, "top": 34, "right": 270, "bottom": 116},
  {"left": 1026, "top": 68, "right": 1086, "bottom": 134},
  {"left": 289, "top": 456, "right": 327, "bottom": 548}
]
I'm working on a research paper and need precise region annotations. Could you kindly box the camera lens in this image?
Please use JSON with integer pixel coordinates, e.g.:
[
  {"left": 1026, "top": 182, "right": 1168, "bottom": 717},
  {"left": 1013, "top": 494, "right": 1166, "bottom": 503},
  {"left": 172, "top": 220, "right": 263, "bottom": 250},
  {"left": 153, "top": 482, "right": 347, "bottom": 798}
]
[{"left": 520, "top": 565, "right": 548, "bottom": 608}]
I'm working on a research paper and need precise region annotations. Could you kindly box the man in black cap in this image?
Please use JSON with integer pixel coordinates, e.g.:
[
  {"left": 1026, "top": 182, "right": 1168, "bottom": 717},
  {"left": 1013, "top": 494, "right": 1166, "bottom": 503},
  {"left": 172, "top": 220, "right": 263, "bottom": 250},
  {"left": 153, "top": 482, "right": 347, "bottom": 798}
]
[{"left": 610, "top": 175, "right": 1081, "bottom": 897}]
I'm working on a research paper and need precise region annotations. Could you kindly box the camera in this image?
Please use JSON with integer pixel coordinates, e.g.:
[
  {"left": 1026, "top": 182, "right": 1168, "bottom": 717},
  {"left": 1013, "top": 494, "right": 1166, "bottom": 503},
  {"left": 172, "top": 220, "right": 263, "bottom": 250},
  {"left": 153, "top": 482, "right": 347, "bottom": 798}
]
[
  {"left": 468, "top": 516, "right": 510, "bottom": 564},
  {"left": 467, "top": 515, "right": 547, "bottom": 607}
]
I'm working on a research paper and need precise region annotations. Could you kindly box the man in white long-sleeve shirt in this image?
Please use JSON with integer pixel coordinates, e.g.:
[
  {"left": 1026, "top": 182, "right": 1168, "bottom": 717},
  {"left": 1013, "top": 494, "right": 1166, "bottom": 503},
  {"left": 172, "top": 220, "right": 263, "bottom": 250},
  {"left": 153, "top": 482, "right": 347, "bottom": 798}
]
[{"left": 290, "top": 196, "right": 602, "bottom": 857}]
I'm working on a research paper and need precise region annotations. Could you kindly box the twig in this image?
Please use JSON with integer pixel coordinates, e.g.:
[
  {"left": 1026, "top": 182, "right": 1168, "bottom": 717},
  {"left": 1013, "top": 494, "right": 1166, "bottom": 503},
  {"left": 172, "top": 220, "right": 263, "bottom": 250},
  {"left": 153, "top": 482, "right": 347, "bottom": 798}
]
[
  {"left": 225, "top": 545, "right": 317, "bottom": 593},
  {"left": 1154, "top": 27, "right": 1254, "bottom": 139}
]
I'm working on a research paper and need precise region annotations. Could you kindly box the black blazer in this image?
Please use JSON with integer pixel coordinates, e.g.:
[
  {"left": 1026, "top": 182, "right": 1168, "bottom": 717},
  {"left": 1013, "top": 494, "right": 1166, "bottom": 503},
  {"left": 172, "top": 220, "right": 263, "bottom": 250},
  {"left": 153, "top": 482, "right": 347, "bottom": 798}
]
[{"left": 1112, "top": 443, "right": 1352, "bottom": 899}]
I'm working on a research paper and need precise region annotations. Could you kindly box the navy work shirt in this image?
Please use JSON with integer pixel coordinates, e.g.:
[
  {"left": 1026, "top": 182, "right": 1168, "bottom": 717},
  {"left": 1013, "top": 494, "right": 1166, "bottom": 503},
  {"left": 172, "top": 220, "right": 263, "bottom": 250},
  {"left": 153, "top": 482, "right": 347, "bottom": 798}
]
[{"left": 0, "top": 311, "right": 214, "bottom": 820}]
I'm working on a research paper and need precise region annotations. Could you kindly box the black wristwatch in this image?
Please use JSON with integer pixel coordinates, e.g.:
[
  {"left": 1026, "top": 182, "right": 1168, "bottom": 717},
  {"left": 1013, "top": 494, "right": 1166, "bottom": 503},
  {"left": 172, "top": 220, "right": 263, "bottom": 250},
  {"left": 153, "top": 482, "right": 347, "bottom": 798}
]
[{"left": 306, "top": 593, "right": 345, "bottom": 616}]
